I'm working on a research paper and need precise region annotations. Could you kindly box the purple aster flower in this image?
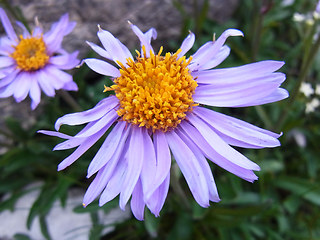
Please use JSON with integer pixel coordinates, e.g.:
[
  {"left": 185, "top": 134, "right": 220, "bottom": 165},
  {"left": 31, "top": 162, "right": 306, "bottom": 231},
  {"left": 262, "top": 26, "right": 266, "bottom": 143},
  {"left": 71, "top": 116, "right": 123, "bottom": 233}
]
[
  {"left": 0, "top": 8, "right": 79, "bottom": 109},
  {"left": 39, "top": 23, "right": 288, "bottom": 220}
]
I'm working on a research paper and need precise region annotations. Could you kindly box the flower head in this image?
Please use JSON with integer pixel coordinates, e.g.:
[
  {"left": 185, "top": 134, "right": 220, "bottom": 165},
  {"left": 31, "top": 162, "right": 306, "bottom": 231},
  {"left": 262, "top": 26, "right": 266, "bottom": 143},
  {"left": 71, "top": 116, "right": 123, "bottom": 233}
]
[
  {"left": 40, "top": 23, "right": 288, "bottom": 220},
  {"left": 0, "top": 8, "right": 79, "bottom": 109}
]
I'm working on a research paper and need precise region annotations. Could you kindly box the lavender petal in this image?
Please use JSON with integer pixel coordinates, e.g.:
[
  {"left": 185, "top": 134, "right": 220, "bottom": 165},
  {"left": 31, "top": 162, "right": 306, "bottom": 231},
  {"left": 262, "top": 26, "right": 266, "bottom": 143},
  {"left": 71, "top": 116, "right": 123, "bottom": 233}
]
[
  {"left": 84, "top": 58, "right": 120, "bottom": 78},
  {"left": 194, "top": 60, "right": 285, "bottom": 84},
  {"left": 119, "top": 126, "right": 144, "bottom": 210},
  {"left": 0, "top": 8, "right": 18, "bottom": 41},
  {"left": 178, "top": 31, "right": 195, "bottom": 58},
  {"left": 49, "top": 51, "right": 80, "bottom": 70},
  {"left": 146, "top": 173, "right": 170, "bottom": 217},
  {"left": 166, "top": 130, "right": 210, "bottom": 207},
  {"left": 57, "top": 123, "right": 109, "bottom": 171},
  {"left": 29, "top": 78, "right": 41, "bottom": 110},
  {"left": 54, "top": 95, "right": 118, "bottom": 130},
  {"left": 176, "top": 128, "right": 220, "bottom": 202},
  {"left": 189, "top": 29, "right": 243, "bottom": 71},
  {"left": 194, "top": 107, "right": 281, "bottom": 148},
  {"left": 86, "top": 41, "right": 112, "bottom": 60},
  {"left": 97, "top": 27, "right": 133, "bottom": 66},
  {"left": 179, "top": 121, "right": 259, "bottom": 182},
  {"left": 130, "top": 179, "right": 145, "bottom": 221},
  {"left": 145, "top": 131, "right": 171, "bottom": 199},
  {"left": 187, "top": 114, "right": 260, "bottom": 171},
  {"left": 87, "top": 121, "right": 131, "bottom": 177}
]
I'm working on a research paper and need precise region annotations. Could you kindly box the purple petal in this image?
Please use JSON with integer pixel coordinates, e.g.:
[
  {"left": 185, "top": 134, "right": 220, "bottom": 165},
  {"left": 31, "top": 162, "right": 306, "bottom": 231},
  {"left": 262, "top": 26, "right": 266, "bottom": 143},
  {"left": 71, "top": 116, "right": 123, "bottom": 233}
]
[
  {"left": 178, "top": 31, "right": 195, "bottom": 58},
  {"left": 0, "top": 56, "right": 15, "bottom": 68},
  {"left": 194, "top": 61, "right": 285, "bottom": 84},
  {"left": 0, "top": 69, "right": 19, "bottom": 88},
  {"left": 57, "top": 123, "right": 110, "bottom": 171},
  {"left": 54, "top": 137, "right": 86, "bottom": 151},
  {"left": 87, "top": 121, "right": 131, "bottom": 177},
  {"left": 97, "top": 27, "right": 133, "bottom": 66},
  {"left": 37, "top": 130, "right": 72, "bottom": 139},
  {"left": 130, "top": 23, "right": 156, "bottom": 57},
  {"left": 0, "top": 37, "right": 15, "bottom": 56},
  {"left": 44, "top": 66, "right": 73, "bottom": 90},
  {"left": 32, "top": 26, "right": 43, "bottom": 36},
  {"left": 179, "top": 121, "right": 258, "bottom": 182},
  {"left": 237, "top": 88, "right": 289, "bottom": 107},
  {"left": 0, "top": 80, "right": 15, "bottom": 97},
  {"left": 176, "top": 128, "right": 220, "bottom": 202},
  {"left": 49, "top": 51, "right": 79, "bottom": 70},
  {"left": 36, "top": 70, "right": 56, "bottom": 97},
  {"left": 72, "top": 109, "right": 118, "bottom": 138},
  {"left": 140, "top": 128, "right": 157, "bottom": 199},
  {"left": 53, "top": 121, "right": 105, "bottom": 151},
  {"left": 62, "top": 80, "right": 78, "bottom": 91},
  {"left": 54, "top": 95, "right": 118, "bottom": 130},
  {"left": 130, "top": 179, "right": 145, "bottom": 221},
  {"left": 13, "top": 72, "right": 31, "bottom": 102},
  {"left": 189, "top": 29, "right": 243, "bottom": 71},
  {"left": 193, "top": 74, "right": 284, "bottom": 107},
  {"left": 29, "top": 78, "right": 41, "bottom": 110},
  {"left": 16, "top": 21, "right": 30, "bottom": 38},
  {"left": 44, "top": 13, "right": 74, "bottom": 53},
  {"left": 119, "top": 126, "right": 144, "bottom": 210},
  {"left": 196, "top": 46, "right": 230, "bottom": 70},
  {"left": 144, "top": 27, "right": 157, "bottom": 41},
  {"left": 99, "top": 151, "right": 128, "bottom": 206},
  {"left": 187, "top": 114, "right": 260, "bottom": 171},
  {"left": 83, "top": 148, "right": 122, "bottom": 207},
  {"left": 83, "top": 165, "right": 109, "bottom": 206},
  {"left": 146, "top": 173, "right": 170, "bottom": 217},
  {"left": 194, "top": 107, "right": 281, "bottom": 148},
  {"left": 84, "top": 58, "right": 120, "bottom": 78},
  {"left": 86, "top": 41, "right": 112, "bottom": 60},
  {"left": 0, "top": 8, "right": 18, "bottom": 41},
  {"left": 145, "top": 131, "right": 171, "bottom": 199},
  {"left": 166, "top": 130, "right": 210, "bottom": 207}
]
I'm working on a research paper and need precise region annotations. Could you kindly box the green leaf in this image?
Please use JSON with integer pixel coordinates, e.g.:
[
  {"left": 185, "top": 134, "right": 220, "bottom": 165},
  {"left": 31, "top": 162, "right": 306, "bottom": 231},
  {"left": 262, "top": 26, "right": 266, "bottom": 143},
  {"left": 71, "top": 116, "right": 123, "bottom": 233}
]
[
  {"left": 14, "top": 234, "right": 32, "bottom": 240},
  {"left": 144, "top": 210, "right": 160, "bottom": 238},
  {"left": 39, "top": 216, "right": 52, "bottom": 240},
  {"left": 274, "top": 176, "right": 320, "bottom": 206},
  {"left": 5, "top": 117, "right": 29, "bottom": 141}
]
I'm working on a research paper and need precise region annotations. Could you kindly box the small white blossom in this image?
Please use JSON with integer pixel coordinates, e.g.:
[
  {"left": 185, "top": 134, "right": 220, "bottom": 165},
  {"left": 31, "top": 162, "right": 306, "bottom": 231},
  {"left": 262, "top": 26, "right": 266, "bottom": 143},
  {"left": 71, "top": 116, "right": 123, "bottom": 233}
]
[
  {"left": 300, "top": 82, "right": 314, "bottom": 97},
  {"left": 293, "top": 13, "right": 306, "bottom": 22},
  {"left": 287, "top": 129, "right": 307, "bottom": 148},
  {"left": 282, "top": 0, "right": 294, "bottom": 7},
  {"left": 315, "top": 84, "right": 320, "bottom": 95},
  {"left": 306, "top": 98, "right": 320, "bottom": 113}
]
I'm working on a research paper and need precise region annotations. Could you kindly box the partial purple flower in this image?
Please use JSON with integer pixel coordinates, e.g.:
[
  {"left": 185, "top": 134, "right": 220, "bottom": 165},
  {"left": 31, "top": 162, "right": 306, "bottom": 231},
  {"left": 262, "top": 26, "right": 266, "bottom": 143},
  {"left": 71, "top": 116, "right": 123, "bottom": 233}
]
[
  {"left": 0, "top": 8, "right": 79, "bottom": 109},
  {"left": 316, "top": 0, "right": 320, "bottom": 14},
  {"left": 40, "top": 23, "right": 288, "bottom": 220}
]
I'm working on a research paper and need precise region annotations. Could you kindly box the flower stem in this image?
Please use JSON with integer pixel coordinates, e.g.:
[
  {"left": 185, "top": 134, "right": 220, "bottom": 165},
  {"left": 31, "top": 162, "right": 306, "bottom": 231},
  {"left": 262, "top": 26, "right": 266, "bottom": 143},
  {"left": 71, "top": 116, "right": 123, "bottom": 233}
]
[
  {"left": 251, "top": 1, "right": 264, "bottom": 62},
  {"left": 57, "top": 90, "right": 82, "bottom": 112},
  {"left": 276, "top": 29, "right": 320, "bottom": 132}
]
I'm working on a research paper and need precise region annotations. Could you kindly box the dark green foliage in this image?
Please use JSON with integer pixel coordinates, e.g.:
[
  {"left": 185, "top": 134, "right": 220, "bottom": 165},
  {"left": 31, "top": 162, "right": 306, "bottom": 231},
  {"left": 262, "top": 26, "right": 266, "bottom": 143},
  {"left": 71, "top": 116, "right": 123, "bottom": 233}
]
[{"left": 1, "top": 0, "right": 320, "bottom": 239}]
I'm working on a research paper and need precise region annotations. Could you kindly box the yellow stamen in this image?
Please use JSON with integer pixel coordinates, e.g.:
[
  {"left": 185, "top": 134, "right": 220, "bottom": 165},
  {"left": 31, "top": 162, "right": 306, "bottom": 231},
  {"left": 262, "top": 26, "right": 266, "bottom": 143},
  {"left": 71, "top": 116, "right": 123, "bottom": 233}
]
[
  {"left": 11, "top": 35, "right": 49, "bottom": 71},
  {"left": 112, "top": 46, "right": 198, "bottom": 132}
]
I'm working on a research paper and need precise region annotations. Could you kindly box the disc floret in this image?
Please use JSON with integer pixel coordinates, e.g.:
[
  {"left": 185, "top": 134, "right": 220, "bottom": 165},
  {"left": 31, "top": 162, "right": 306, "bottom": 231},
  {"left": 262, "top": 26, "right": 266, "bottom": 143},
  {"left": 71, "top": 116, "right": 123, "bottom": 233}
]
[{"left": 107, "top": 46, "right": 198, "bottom": 132}]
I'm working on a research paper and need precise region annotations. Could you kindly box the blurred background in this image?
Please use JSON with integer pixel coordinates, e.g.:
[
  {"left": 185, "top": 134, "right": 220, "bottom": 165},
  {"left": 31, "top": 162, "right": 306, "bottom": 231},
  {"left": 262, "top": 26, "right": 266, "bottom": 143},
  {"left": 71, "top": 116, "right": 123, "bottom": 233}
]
[{"left": 0, "top": 0, "right": 320, "bottom": 239}]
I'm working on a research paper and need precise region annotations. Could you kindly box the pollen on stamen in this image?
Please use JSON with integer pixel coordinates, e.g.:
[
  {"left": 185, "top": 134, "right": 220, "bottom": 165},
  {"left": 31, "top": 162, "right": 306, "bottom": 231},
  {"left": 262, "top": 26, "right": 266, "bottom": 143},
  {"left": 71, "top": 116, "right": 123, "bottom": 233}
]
[
  {"left": 110, "top": 45, "right": 198, "bottom": 132},
  {"left": 11, "top": 35, "right": 49, "bottom": 71}
]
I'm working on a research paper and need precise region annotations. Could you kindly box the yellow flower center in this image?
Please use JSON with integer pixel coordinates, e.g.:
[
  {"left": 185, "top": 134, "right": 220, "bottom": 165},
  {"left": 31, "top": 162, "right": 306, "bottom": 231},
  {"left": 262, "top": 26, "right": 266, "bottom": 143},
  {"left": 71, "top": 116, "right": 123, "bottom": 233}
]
[
  {"left": 106, "top": 46, "right": 198, "bottom": 132},
  {"left": 11, "top": 35, "right": 49, "bottom": 71}
]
